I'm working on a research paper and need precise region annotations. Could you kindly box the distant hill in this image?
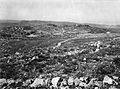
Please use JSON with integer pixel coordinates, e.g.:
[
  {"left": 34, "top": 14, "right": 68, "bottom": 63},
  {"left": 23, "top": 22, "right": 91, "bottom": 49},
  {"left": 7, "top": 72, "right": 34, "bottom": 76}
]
[
  {"left": 0, "top": 20, "right": 120, "bottom": 33},
  {"left": 0, "top": 20, "right": 78, "bottom": 26}
]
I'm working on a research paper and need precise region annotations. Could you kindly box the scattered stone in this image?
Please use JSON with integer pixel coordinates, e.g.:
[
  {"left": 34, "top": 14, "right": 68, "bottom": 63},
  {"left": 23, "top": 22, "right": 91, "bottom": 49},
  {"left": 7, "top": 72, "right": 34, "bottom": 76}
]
[
  {"left": 95, "top": 48, "right": 100, "bottom": 52},
  {"left": 25, "top": 79, "right": 33, "bottom": 84},
  {"left": 22, "top": 79, "right": 33, "bottom": 86},
  {"left": 88, "top": 78, "right": 96, "bottom": 87},
  {"left": 112, "top": 79, "right": 118, "bottom": 85},
  {"left": 74, "top": 87, "right": 82, "bottom": 89},
  {"left": 112, "top": 76, "right": 119, "bottom": 80},
  {"left": 79, "top": 77, "right": 84, "bottom": 81},
  {"left": 68, "top": 77, "right": 74, "bottom": 85},
  {"left": 74, "top": 77, "right": 80, "bottom": 86},
  {"left": 60, "top": 86, "right": 69, "bottom": 89},
  {"left": 79, "top": 81, "right": 87, "bottom": 87},
  {"left": 44, "top": 78, "right": 50, "bottom": 86},
  {"left": 15, "top": 52, "right": 20, "bottom": 55},
  {"left": 51, "top": 77, "right": 60, "bottom": 88},
  {"left": 0, "top": 78, "right": 6, "bottom": 86},
  {"left": 67, "top": 52, "right": 72, "bottom": 55},
  {"left": 109, "top": 86, "right": 117, "bottom": 89},
  {"left": 61, "top": 79, "right": 67, "bottom": 86},
  {"left": 94, "top": 87, "right": 99, "bottom": 89},
  {"left": 32, "top": 56, "right": 36, "bottom": 60},
  {"left": 83, "top": 58, "right": 86, "bottom": 61},
  {"left": 72, "top": 59, "right": 77, "bottom": 62},
  {"left": 65, "top": 86, "right": 70, "bottom": 89},
  {"left": 94, "top": 81, "right": 102, "bottom": 87},
  {"left": 7, "top": 79, "right": 15, "bottom": 85},
  {"left": 22, "top": 82, "right": 29, "bottom": 86},
  {"left": 30, "top": 78, "right": 44, "bottom": 87},
  {"left": 103, "top": 75, "right": 113, "bottom": 84}
]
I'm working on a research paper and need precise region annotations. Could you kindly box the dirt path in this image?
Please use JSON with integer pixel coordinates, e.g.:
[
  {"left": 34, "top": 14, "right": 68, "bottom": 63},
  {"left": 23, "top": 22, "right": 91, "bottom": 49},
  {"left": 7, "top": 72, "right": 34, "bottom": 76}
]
[
  {"left": 55, "top": 36, "right": 79, "bottom": 48},
  {"left": 54, "top": 33, "right": 120, "bottom": 48}
]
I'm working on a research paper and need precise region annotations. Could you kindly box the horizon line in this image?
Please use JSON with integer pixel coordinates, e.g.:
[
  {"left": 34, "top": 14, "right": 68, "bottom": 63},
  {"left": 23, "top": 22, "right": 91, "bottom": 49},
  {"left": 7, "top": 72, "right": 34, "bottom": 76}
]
[{"left": 0, "top": 19, "right": 119, "bottom": 25}]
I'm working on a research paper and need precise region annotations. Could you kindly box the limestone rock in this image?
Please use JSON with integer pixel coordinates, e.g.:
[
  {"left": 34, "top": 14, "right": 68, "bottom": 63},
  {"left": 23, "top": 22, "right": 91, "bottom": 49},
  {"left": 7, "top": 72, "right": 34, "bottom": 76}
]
[
  {"left": 68, "top": 77, "right": 74, "bottom": 85},
  {"left": 0, "top": 78, "right": 6, "bottom": 86},
  {"left": 79, "top": 81, "right": 87, "bottom": 87},
  {"left": 51, "top": 77, "right": 60, "bottom": 88},
  {"left": 30, "top": 78, "right": 44, "bottom": 87},
  {"left": 94, "top": 87, "right": 99, "bottom": 89},
  {"left": 74, "top": 77, "right": 80, "bottom": 86},
  {"left": 7, "top": 79, "right": 15, "bottom": 85},
  {"left": 61, "top": 79, "right": 67, "bottom": 86},
  {"left": 103, "top": 75, "right": 113, "bottom": 84}
]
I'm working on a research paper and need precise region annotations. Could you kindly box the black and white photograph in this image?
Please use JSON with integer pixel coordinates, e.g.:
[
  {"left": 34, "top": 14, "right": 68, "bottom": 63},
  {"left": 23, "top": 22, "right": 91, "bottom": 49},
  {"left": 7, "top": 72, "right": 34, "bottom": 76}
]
[{"left": 0, "top": 0, "right": 120, "bottom": 89}]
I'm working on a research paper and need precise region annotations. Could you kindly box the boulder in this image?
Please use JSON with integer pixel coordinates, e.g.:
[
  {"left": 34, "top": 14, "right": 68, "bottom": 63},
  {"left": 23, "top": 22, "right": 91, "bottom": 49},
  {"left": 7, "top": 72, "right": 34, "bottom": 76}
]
[
  {"left": 112, "top": 76, "right": 118, "bottom": 80},
  {"left": 109, "top": 86, "right": 117, "bottom": 89},
  {"left": 51, "top": 77, "right": 60, "bottom": 88},
  {"left": 68, "top": 77, "right": 74, "bottom": 85},
  {"left": 22, "top": 79, "right": 33, "bottom": 86},
  {"left": 44, "top": 78, "right": 50, "bottom": 86},
  {"left": 103, "top": 75, "right": 113, "bottom": 84},
  {"left": 87, "top": 78, "right": 96, "bottom": 87},
  {"left": 79, "top": 81, "right": 87, "bottom": 87},
  {"left": 7, "top": 79, "right": 15, "bottom": 85},
  {"left": 94, "top": 81, "right": 102, "bottom": 87},
  {"left": 61, "top": 79, "right": 67, "bottom": 86},
  {"left": 30, "top": 78, "right": 44, "bottom": 87},
  {"left": 74, "top": 77, "right": 80, "bottom": 86},
  {"left": 94, "top": 87, "right": 99, "bottom": 89},
  {"left": 79, "top": 77, "right": 84, "bottom": 81},
  {"left": 0, "top": 78, "right": 6, "bottom": 86}
]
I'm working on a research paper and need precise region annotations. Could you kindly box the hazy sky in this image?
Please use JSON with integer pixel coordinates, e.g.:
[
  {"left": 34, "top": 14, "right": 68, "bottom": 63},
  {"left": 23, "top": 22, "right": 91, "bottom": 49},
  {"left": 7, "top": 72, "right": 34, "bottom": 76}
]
[{"left": 0, "top": 0, "right": 120, "bottom": 24}]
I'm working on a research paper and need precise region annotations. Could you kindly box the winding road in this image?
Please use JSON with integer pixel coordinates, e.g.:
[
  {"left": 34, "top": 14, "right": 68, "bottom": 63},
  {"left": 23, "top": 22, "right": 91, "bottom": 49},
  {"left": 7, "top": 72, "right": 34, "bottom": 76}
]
[
  {"left": 55, "top": 36, "right": 79, "bottom": 48},
  {"left": 54, "top": 33, "right": 120, "bottom": 48}
]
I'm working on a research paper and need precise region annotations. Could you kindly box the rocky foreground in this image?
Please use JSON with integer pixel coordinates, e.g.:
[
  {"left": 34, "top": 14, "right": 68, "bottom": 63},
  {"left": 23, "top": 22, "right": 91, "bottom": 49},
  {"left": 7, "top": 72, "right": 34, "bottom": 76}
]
[
  {"left": 0, "top": 39, "right": 120, "bottom": 89},
  {"left": 0, "top": 21, "right": 120, "bottom": 89}
]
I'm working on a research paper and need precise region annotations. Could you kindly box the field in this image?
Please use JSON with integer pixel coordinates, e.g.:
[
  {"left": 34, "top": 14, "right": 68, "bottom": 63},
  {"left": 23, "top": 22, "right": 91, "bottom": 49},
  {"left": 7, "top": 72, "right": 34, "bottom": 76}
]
[{"left": 0, "top": 20, "right": 120, "bottom": 89}]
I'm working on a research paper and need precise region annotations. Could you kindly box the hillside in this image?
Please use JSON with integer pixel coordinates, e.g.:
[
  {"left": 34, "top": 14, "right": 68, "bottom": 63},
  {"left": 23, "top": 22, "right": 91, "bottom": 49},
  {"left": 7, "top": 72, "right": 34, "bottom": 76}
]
[{"left": 0, "top": 20, "right": 120, "bottom": 89}]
